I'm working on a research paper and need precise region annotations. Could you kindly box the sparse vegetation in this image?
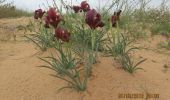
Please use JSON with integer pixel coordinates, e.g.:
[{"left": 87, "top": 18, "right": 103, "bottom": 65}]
[
  {"left": 0, "top": 0, "right": 32, "bottom": 18},
  {"left": 24, "top": 0, "right": 169, "bottom": 92}
]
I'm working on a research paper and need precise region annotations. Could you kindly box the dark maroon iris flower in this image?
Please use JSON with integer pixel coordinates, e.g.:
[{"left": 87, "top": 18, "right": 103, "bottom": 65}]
[
  {"left": 73, "top": 6, "right": 81, "bottom": 13},
  {"left": 85, "top": 9, "right": 104, "bottom": 29},
  {"left": 55, "top": 27, "right": 70, "bottom": 42},
  {"left": 34, "top": 9, "right": 45, "bottom": 19},
  {"left": 111, "top": 10, "right": 122, "bottom": 27},
  {"left": 80, "top": 1, "right": 90, "bottom": 12},
  {"left": 72, "top": 1, "right": 90, "bottom": 13},
  {"left": 44, "top": 8, "right": 62, "bottom": 28}
]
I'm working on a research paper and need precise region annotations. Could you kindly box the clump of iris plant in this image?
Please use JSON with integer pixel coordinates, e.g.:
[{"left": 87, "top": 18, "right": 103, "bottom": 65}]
[{"left": 33, "top": 7, "right": 70, "bottom": 44}]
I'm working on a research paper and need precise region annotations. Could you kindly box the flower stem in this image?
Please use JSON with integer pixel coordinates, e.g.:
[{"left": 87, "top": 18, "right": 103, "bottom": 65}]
[{"left": 91, "top": 29, "right": 96, "bottom": 64}]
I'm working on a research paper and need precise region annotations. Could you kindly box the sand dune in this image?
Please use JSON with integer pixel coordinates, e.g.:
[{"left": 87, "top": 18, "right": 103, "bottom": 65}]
[{"left": 0, "top": 17, "right": 170, "bottom": 100}]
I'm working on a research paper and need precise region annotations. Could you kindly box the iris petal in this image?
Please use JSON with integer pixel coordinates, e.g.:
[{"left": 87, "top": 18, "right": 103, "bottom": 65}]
[
  {"left": 81, "top": 1, "right": 90, "bottom": 12},
  {"left": 44, "top": 8, "right": 62, "bottom": 28},
  {"left": 86, "top": 9, "right": 104, "bottom": 29},
  {"left": 73, "top": 6, "right": 81, "bottom": 13},
  {"left": 34, "top": 9, "right": 45, "bottom": 19},
  {"left": 55, "top": 27, "right": 70, "bottom": 42}
]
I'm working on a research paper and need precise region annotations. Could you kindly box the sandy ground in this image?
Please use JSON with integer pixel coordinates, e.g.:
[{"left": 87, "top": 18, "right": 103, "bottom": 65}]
[{"left": 0, "top": 17, "right": 170, "bottom": 100}]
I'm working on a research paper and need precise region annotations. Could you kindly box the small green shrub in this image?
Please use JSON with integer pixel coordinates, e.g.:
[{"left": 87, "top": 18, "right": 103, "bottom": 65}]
[{"left": 150, "top": 22, "right": 170, "bottom": 36}]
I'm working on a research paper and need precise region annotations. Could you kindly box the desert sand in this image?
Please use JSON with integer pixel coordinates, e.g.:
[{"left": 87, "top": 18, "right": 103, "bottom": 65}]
[{"left": 0, "top": 17, "right": 170, "bottom": 100}]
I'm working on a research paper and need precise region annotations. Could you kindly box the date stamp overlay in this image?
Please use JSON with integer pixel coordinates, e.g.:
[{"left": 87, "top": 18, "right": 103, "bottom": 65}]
[{"left": 118, "top": 93, "right": 159, "bottom": 99}]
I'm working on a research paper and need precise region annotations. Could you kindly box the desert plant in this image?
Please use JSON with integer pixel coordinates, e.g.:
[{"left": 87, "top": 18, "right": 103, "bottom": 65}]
[
  {"left": 34, "top": 1, "right": 99, "bottom": 92},
  {"left": 119, "top": 53, "right": 147, "bottom": 73},
  {"left": 25, "top": 24, "right": 56, "bottom": 51},
  {"left": 150, "top": 22, "right": 170, "bottom": 36},
  {"left": 40, "top": 47, "right": 78, "bottom": 75},
  {"left": 149, "top": 8, "right": 170, "bottom": 36},
  {"left": 107, "top": 33, "right": 146, "bottom": 73},
  {"left": 39, "top": 44, "right": 88, "bottom": 91},
  {"left": 107, "top": 33, "right": 136, "bottom": 57},
  {"left": 25, "top": 8, "right": 64, "bottom": 51},
  {"left": 63, "top": 8, "right": 107, "bottom": 64}
]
